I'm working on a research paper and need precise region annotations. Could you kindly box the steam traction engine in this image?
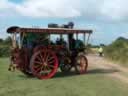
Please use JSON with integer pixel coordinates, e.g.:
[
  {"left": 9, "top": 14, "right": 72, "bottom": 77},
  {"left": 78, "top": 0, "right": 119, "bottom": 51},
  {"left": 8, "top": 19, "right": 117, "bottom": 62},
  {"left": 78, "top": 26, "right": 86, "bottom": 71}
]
[{"left": 7, "top": 25, "right": 92, "bottom": 79}]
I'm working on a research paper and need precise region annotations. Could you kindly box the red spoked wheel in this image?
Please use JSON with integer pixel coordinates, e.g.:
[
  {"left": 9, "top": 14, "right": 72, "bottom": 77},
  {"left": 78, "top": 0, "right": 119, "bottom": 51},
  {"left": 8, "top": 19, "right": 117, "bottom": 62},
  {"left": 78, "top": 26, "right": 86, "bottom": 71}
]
[
  {"left": 75, "top": 55, "right": 88, "bottom": 74},
  {"left": 30, "top": 49, "right": 58, "bottom": 79}
]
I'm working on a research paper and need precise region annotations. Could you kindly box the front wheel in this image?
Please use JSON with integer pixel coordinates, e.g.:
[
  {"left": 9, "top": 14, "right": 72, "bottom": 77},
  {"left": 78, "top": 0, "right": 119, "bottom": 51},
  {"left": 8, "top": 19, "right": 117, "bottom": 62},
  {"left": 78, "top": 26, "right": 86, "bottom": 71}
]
[{"left": 75, "top": 55, "right": 88, "bottom": 74}]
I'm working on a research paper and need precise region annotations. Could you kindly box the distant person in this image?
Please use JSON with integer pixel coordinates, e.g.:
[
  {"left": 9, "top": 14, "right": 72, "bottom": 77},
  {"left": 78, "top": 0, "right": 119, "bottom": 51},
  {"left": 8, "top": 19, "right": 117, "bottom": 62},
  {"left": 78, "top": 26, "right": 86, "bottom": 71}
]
[{"left": 98, "top": 46, "right": 103, "bottom": 57}]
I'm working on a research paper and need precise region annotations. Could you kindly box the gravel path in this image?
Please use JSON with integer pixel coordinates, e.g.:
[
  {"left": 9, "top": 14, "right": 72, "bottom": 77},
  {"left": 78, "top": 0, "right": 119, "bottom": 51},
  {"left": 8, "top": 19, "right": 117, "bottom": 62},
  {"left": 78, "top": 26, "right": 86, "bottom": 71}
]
[{"left": 87, "top": 54, "right": 128, "bottom": 83}]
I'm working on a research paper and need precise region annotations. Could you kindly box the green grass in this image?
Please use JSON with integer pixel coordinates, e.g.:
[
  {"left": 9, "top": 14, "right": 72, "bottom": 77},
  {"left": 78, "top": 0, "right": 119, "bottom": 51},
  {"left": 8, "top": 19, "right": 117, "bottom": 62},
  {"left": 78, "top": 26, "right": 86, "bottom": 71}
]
[{"left": 0, "top": 58, "right": 128, "bottom": 96}]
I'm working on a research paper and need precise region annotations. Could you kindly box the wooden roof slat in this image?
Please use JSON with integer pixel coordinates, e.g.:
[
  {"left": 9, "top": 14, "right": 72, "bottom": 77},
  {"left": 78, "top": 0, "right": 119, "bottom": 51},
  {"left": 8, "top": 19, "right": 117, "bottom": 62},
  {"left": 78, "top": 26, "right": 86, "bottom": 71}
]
[{"left": 7, "top": 26, "right": 93, "bottom": 34}]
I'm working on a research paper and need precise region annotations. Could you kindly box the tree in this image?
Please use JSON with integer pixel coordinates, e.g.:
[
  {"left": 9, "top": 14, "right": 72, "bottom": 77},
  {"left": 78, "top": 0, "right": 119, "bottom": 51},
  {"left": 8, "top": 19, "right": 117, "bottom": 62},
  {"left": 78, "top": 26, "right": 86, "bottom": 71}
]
[
  {"left": 0, "top": 38, "right": 3, "bottom": 43},
  {"left": 4, "top": 36, "right": 11, "bottom": 45}
]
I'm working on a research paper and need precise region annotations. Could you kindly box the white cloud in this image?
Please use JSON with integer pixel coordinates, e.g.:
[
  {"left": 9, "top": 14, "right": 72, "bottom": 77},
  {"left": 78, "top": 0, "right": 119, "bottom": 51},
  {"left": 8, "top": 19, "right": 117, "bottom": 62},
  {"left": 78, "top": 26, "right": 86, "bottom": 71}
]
[
  {"left": 14, "top": 0, "right": 82, "bottom": 18},
  {"left": 0, "top": 0, "right": 10, "bottom": 9},
  {"left": 101, "top": 0, "right": 128, "bottom": 21},
  {"left": 120, "top": 32, "right": 128, "bottom": 38},
  {"left": 1, "top": 0, "right": 128, "bottom": 21},
  {"left": 0, "top": 0, "right": 16, "bottom": 18}
]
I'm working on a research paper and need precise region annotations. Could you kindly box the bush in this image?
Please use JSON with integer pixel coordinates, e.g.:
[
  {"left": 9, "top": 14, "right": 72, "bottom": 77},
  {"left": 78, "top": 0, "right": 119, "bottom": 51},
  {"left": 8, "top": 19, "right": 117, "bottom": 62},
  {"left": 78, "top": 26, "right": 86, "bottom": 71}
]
[
  {"left": 0, "top": 36, "right": 11, "bottom": 57},
  {"left": 104, "top": 37, "right": 128, "bottom": 66},
  {"left": 0, "top": 45, "right": 10, "bottom": 57}
]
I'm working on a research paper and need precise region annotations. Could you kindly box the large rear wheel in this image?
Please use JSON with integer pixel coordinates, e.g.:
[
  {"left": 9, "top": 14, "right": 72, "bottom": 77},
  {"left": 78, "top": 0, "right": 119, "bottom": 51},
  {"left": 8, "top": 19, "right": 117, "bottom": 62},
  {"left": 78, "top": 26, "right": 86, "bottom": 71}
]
[{"left": 30, "top": 49, "right": 58, "bottom": 79}]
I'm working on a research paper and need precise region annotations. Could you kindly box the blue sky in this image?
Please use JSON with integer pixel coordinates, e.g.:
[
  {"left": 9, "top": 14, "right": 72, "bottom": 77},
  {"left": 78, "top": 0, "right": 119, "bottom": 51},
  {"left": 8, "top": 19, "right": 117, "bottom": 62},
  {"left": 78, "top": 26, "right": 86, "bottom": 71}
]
[{"left": 0, "top": 0, "right": 128, "bottom": 45}]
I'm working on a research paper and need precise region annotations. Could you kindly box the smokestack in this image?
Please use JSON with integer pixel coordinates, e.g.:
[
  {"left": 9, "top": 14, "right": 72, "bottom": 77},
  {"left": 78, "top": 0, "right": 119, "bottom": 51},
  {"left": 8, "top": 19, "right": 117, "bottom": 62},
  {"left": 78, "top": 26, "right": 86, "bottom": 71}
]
[{"left": 68, "top": 22, "right": 74, "bottom": 29}]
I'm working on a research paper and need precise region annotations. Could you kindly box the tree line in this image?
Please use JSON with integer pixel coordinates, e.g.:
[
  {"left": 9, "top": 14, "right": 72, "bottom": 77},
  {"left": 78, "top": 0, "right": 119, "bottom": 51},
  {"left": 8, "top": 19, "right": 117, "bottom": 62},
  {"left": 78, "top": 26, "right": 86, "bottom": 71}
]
[
  {"left": 104, "top": 37, "right": 128, "bottom": 65},
  {"left": 0, "top": 36, "right": 11, "bottom": 57}
]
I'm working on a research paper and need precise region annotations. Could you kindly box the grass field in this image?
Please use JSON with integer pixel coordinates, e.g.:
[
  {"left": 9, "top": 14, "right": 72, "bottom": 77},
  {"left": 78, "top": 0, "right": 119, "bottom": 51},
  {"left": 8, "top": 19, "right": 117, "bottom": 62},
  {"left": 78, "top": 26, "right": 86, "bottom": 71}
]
[{"left": 0, "top": 58, "right": 128, "bottom": 96}]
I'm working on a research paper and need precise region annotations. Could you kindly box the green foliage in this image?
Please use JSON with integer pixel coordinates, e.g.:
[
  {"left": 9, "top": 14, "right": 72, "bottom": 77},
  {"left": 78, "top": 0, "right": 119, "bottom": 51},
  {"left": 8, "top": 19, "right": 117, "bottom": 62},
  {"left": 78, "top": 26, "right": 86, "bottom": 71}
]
[
  {"left": 0, "top": 36, "right": 11, "bottom": 57},
  {"left": 4, "top": 36, "right": 11, "bottom": 45},
  {"left": 0, "top": 45, "right": 10, "bottom": 57},
  {"left": 104, "top": 37, "right": 128, "bottom": 65},
  {"left": 0, "top": 38, "right": 3, "bottom": 43}
]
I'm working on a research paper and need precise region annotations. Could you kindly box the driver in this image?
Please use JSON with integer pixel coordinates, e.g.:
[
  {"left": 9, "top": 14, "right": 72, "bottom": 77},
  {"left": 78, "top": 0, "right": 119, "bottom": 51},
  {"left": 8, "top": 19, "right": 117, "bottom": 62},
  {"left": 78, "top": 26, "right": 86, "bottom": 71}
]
[{"left": 75, "top": 39, "right": 85, "bottom": 51}]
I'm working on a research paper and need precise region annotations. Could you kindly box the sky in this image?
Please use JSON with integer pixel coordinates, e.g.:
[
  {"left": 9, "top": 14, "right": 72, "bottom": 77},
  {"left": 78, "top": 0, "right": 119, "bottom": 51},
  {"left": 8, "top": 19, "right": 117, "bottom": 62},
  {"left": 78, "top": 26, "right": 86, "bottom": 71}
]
[{"left": 0, "top": 0, "right": 128, "bottom": 45}]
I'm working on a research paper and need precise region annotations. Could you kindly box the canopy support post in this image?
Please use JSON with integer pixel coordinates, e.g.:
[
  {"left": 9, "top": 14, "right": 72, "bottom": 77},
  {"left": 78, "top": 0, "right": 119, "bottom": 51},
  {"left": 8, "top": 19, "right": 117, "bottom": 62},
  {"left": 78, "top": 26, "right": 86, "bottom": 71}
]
[
  {"left": 86, "top": 33, "right": 91, "bottom": 46},
  {"left": 84, "top": 33, "right": 86, "bottom": 45},
  {"left": 48, "top": 34, "right": 50, "bottom": 45},
  {"left": 60, "top": 34, "right": 63, "bottom": 39},
  {"left": 18, "top": 32, "right": 22, "bottom": 49},
  {"left": 12, "top": 32, "right": 17, "bottom": 48},
  {"left": 76, "top": 33, "right": 78, "bottom": 40}
]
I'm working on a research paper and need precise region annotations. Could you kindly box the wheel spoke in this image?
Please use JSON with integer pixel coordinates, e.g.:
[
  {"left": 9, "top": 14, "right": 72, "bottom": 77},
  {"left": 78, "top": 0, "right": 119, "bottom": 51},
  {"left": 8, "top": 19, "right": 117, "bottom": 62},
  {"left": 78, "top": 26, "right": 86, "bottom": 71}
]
[
  {"left": 46, "top": 66, "right": 51, "bottom": 71},
  {"left": 47, "top": 57, "right": 54, "bottom": 62},
  {"left": 34, "top": 61, "right": 42, "bottom": 65},
  {"left": 48, "top": 65, "right": 54, "bottom": 68},
  {"left": 39, "top": 53, "right": 44, "bottom": 62},
  {"left": 35, "top": 67, "right": 41, "bottom": 73},
  {"left": 42, "top": 66, "right": 47, "bottom": 71},
  {"left": 48, "top": 60, "right": 55, "bottom": 64},
  {"left": 34, "top": 64, "right": 42, "bottom": 69},
  {"left": 36, "top": 55, "right": 42, "bottom": 62},
  {"left": 45, "top": 53, "right": 50, "bottom": 62},
  {"left": 40, "top": 66, "right": 51, "bottom": 75}
]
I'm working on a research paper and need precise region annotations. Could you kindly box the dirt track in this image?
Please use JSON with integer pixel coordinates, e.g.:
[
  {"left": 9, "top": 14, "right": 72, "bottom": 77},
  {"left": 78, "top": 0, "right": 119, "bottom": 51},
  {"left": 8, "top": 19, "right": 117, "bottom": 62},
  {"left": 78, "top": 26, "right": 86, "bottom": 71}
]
[{"left": 87, "top": 54, "right": 128, "bottom": 84}]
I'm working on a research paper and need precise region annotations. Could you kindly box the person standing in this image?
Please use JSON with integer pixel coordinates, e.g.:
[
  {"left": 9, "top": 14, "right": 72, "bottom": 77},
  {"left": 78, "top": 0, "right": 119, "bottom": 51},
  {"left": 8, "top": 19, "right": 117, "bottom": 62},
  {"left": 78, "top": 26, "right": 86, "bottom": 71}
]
[{"left": 98, "top": 45, "right": 103, "bottom": 57}]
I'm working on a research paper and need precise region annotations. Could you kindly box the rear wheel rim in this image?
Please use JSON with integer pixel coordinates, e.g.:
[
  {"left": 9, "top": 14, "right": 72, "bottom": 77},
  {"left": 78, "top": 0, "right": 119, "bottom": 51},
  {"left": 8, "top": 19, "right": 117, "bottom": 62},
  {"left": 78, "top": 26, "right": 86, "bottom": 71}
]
[{"left": 30, "top": 49, "right": 58, "bottom": 79}]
